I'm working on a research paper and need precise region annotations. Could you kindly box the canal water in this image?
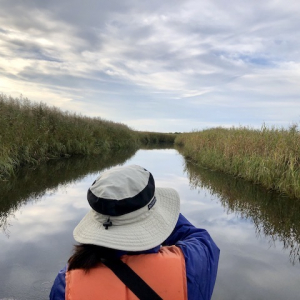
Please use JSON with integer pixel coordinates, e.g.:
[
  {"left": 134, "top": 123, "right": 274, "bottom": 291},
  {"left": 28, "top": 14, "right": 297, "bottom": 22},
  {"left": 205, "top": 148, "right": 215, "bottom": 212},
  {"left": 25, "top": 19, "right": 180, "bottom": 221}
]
[{"left": 0, "top": 148, "right": 299, "bottom": 300}]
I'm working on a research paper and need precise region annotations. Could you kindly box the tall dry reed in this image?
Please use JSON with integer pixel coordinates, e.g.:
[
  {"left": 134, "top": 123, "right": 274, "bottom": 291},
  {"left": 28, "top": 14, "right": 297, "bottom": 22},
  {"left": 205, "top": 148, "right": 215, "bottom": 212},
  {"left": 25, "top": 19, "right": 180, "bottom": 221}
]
[
  {"left": 0, "top": 94, "right": 175, "bottom": 179},
  {"left": 175, "top": 126, "right": 300, "bottom": 199}
]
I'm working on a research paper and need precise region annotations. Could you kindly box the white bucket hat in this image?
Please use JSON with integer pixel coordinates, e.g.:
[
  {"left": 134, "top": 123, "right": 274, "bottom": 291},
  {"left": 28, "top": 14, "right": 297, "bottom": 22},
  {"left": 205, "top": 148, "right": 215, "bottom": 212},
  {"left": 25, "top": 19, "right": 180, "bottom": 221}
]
[{"left": 73, "top": 165, "right": 180, "bottom": 251}]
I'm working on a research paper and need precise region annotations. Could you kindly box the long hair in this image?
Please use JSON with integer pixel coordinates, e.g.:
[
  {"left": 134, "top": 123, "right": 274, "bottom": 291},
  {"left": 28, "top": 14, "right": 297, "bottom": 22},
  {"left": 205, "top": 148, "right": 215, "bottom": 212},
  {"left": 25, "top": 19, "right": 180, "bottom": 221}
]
[{"left": 68, "top": 244, "right": 117, "bottom": 272}]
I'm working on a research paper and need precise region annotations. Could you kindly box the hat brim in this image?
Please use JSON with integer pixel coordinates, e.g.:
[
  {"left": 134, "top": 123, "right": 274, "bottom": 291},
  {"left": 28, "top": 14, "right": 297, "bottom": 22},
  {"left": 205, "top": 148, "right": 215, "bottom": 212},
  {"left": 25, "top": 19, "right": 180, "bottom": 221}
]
[{"left": 73, "top": 187, "right": 180, "bottom": 251}]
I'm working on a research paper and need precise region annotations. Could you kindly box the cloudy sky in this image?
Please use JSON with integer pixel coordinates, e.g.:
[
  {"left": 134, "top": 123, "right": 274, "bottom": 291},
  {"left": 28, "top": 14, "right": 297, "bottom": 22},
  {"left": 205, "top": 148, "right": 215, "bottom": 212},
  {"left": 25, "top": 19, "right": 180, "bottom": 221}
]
[{"left": 0, "top": 0, "right": 299, "bottom": 132}]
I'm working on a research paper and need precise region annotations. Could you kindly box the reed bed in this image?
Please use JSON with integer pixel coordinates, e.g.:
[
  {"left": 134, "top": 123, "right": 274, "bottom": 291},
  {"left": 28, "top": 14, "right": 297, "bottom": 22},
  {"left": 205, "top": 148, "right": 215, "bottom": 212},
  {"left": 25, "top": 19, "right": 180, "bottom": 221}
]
[
  {"left": 0, "top": 94, "right": 175, "bottom": 179},
  {"left": 136, "top": 131, "right": 177, "bottom": 144},
  {"left": 175, "top": 126, "right": 300, "bottom": 199}
]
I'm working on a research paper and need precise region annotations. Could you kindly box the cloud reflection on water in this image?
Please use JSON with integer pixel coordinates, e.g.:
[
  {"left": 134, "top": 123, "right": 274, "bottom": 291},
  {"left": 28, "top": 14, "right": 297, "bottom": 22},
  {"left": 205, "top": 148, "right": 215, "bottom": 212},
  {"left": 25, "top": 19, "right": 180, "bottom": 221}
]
[
  {"left": 0, "top": 149, "right": 300, "bottom": 300},
  {"left": 183, "top": 160, "right": 300, "bottom": 265},
  {"left": 181, "top": 158, "right": 300, "bottom": 300},
  {"left": 0, "top": 150, "right": 137, "bottom": 299},
  {"left": 127, "top": 149, "right": 300, "bottom": 300}
]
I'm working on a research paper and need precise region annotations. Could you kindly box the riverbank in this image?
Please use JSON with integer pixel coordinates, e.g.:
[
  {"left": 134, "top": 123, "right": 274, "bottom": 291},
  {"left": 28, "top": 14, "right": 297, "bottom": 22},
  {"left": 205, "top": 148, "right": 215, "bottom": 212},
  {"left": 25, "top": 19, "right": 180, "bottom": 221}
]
[
  {"left": 0, "top": 94, "right": 175, "bottom": 179},
  {"left": 175, "top": 126, "right": 300, "bottom": 199}
]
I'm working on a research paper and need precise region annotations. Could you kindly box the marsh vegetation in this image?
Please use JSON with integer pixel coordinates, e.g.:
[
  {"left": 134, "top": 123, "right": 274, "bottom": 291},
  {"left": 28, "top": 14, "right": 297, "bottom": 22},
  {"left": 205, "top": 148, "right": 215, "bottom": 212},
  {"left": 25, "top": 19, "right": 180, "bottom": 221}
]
[
  {"left": 175, "top": 126, "right": 300, "bottom": 199},
  {"left": 0, "top": 94, "right": 176, "bottom": 179}
]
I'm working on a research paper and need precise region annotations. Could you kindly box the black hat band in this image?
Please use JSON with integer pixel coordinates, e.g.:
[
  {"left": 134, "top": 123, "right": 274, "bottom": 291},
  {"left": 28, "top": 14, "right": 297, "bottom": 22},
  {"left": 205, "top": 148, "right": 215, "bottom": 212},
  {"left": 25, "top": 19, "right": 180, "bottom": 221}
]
[{"left": 87, "top": 173, "right": 155, "bottom": 216}]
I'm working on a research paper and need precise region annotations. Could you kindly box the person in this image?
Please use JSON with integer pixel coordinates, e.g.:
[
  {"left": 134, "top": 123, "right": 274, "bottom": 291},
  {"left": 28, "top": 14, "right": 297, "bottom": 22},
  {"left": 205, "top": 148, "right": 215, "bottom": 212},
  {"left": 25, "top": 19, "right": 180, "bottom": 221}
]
[{"left": 50, "top": 164, "right": 220, "bottom": 300}]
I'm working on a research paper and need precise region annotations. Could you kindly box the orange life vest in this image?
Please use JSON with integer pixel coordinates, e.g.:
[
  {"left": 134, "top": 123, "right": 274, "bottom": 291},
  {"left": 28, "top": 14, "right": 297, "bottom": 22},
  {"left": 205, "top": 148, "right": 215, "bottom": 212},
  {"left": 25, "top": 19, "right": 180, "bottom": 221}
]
[{"left": 65, "top": 245, "right": 188, "bottom": 300}]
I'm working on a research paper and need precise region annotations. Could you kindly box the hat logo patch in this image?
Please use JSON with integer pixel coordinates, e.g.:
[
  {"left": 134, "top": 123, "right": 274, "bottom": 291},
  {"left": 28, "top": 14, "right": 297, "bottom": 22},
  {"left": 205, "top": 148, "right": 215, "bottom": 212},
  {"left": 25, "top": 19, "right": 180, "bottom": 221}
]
[{"left": 148, "top": 196, "right": 157, "bottom": 210}]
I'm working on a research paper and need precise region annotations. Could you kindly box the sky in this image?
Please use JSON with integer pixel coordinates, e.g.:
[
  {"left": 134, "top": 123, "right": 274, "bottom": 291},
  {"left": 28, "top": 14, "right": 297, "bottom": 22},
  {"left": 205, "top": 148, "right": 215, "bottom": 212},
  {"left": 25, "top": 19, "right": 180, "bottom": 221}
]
[{"left": 0, "top": 0, "right": 299, "bottom": 132}]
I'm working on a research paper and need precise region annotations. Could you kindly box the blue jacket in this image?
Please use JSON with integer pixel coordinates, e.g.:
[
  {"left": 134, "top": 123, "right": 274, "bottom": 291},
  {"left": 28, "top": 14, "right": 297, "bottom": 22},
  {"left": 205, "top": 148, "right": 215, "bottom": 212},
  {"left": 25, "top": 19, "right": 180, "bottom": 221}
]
[{"left": 50, "top": 214, "right": 220, "bottom": 300}]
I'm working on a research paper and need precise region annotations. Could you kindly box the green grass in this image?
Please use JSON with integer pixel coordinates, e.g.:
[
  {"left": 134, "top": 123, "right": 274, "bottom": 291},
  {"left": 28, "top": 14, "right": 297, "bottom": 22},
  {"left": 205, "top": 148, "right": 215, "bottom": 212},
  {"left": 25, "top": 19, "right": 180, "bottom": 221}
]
[
  {"left": 175, "top": 125, "right": 300, "bottom": 199},
  {"left": 0, "top": 94, "right": 176, "bottom": 179},
  {"left": 136, "top": 131, "right": 177, "bottom": 144}
]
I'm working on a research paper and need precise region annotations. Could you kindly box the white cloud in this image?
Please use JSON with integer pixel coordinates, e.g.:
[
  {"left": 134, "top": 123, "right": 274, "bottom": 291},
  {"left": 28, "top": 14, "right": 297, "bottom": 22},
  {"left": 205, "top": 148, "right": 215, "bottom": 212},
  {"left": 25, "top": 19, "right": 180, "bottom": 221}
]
[{"left": 0, "top": 0, "right": 299, "bottom": 131}]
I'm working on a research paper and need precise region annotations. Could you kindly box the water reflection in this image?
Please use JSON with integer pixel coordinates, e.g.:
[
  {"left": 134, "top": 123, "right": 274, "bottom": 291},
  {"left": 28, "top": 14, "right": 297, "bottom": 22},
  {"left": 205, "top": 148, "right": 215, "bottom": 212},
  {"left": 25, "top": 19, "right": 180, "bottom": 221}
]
[
  {"left": 184, "top": 160, "right": 300, "bottom": 264},
  {"left": 0, "top": 149, "right": 137, "bottom": 235},
  {"left": 2, "top": 148, "right": 300, "bottom": 300},
  {"left": 139, "top": 143, "right": 175, "bottom": 150}
]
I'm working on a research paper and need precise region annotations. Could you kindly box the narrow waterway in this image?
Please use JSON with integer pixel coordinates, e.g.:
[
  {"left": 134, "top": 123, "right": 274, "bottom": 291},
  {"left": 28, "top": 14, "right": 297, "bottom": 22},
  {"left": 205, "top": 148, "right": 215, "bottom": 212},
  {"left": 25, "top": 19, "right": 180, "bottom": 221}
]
[{"left": 0, "top": 148, "right": 299, "bottom": 300}]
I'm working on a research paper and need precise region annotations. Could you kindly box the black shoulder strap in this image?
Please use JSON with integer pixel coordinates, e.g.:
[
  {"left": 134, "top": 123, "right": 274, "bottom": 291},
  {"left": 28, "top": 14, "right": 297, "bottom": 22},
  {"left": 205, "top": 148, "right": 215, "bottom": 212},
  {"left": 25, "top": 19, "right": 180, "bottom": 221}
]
[{"left": 101, "top": 258, "right": 163, "bottom": 300}]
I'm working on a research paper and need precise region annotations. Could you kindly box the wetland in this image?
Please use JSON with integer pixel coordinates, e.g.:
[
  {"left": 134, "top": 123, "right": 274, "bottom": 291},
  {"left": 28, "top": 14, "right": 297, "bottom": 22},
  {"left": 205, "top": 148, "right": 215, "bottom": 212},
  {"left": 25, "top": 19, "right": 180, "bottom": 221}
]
[{"left": 0, "top": 148, "right": 300, "bottom": 300}]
